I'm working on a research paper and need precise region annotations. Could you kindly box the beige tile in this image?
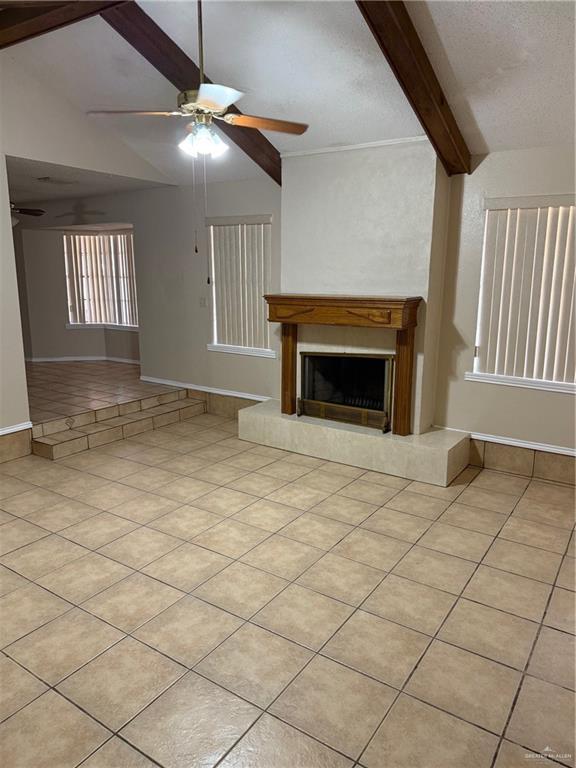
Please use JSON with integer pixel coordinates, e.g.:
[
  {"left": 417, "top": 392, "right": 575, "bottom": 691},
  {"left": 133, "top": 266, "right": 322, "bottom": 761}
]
[
  {"left": 557, "top": 556, "right": 575, "bottom": 591},
  {"left": 270, "top": 655, "right": 395, "bottom": 760},
  {"left": 280, "top": 513, "right": 353, "bottom": 550},
  {"left": 360, "top": 470, "right": 411, "bottom": 490},
  {"left": 418, "top": 522, "right": 493, "bottom": 561},
  {"left": 544, "top": 587, "right": 575, "bottom": 634},
  {"left": 258, "top": 459, "right": 312, "bottom": 480},
  {"left": 196, "top": 623, "right": 312, "bottom": 706},
  {"left": 82, "top": 572, "right": 184, "bottom": 632},
  {"left": 385, "top": 490, "right": 450, "bottom": 520},
  {"left": 58, "top": 637, "right": 185, "bottom": 730},
  {"left": 110, "top": 493, "right": 180, "bottom": 524},
  {"left": 361, "top": 507, "right": 432, "bottom": 543},
  {"left": 0, "top": 535, "right": 86, "bottom": 579},
  {"left": 471, "top": 469, "right": 530, "bottom": 496},
  {"left": 0, "top": 475, "right": 34, "bottom": 500},
  {"left": 362, "top": 573, "right": 457, "bottom": 635},
  {"left": 121, "top": 466, "right": 180, "bottom": 492},
  {"left": 120, "top": 672, "right": 259, "bottom": 768},
  {"left": 253, "top": 583, "right": 353, "bottom": 650},
  {"left": 494, "top": 740, "right": 556, "bottom": 767},
  {"left": 457, "top": 486, "right": 518, "bottom": 514},
  {"left": 528, "top": 626, "right": 575, "bottom": 690},
  {"left": 0, "top": 583, "right": 72, "bottom": 648},
  {"left": 483, "top": 539, "right": 562, "bottom": 583},
  {"left": 157, "top": 454, "right": 211, "bottom": 476},
  {"left": 392, "top": 545, "right": 475, "bottom": 594},
  {"left": 297, "top": 552, "right": 384, "bottom": 606},
  {"left": 75, "top": 482, "right": 143, "bottom": 511},
  {"left": 193, "top": 487, "right": 259, "bottom": 516},
  {"left": 241, "top": 534, "right": 323, "bottom": 580},
  {"left": 438, "top": 502, "right": 507, "bottom": 535},
  {"left": 534, "top": 451, "right": 575, "bottom": 485},
  {"left": 363, "top": 693, "right": 498, "bottom": 768},
  {"left": 226, "top": 472, "right": 288, "bottom": 496},
  {"left": 525, "top": 479, "right": 575, "bottom": 512},
  {"left": 337, "top": 479, "right": 399, "bottom": 506},
  {"left": 406, "top": 640, "right": 521, "bottom": 733},
  {"left": 148, "top": 505, "right": 222, "bottom": 539},
  {"left": 464, "top": 565, "right": 552, "bottom": 622},
  {"left": 193, "top": 562, "right": 287, "bottom": 619},
  {"left": 24, "top": 498, "right": 99, "bottom": 532},
  {"left": 157, "top": 476, "right": 220, "bottom": 504},
  {"left": 142, "top": 542, "right": 231, "bottom": 591},
  {"left": 498, "top": 517, "right": 571, "bottom": 554},
  {"left": 218, "top": 713, "right": 353, "bottom": 768},
  {"left": 513, "top": 495, "right": 575, "bottom": 532},
  {"left": 470, "top": 439, "right": 485, "bottom": 467},
  {"left": 60, "top": 511, "right": 139, "bottom": 548},
  {"left": 134, "top": 595, "right": 242, "bottom": 666},
  {"left": 0, "top": 564, "right": 28, "bottom": 597},
  {"left": 97, "top": 526, "right": 181, "bottom": 569},
  {"left": 506, "top": 676, "right": 575, "bottom": 765},
  {"left": 324, "top": 610, "right": 429, "bottom": 687},
  {"left": 0, "top": 655, "right": 47, "bottom": 722},
  {"left": 484, "top": 442, "right": 534, "bottom": 476},
  {"left": 404, "top": 480, "right": 464, "bottom": 503},
  {"left": 314, "top": 461, "right": 363, "bottom": 478},
  {"left": 312, "top": 494, "right": 378, "bottom": 525},
  {"left": 332, "top": 528, "right": 411, "bottom": 570},
  {"left": 0, "top": 690, "right": 109, "bottom": 768},
  {"left": 192, "top": 519, "right": 270, "bottom": 558},
  {"left": 0, "top": 487, "right": 62, "bottom": 517},
  {"left": 438, "top": 598, "right": 538, "bottom": 668},
  {"left": 232, "top": 499, "right": 302, "bottom": 532},
  {"left": 266, "top": 483, "right": 330, "bottom": 510},
  {"left": 80, "top": 737, "right": 158, "bottom": 768},
  {"left": 0, "top": 518, "right": 48, "bottom": 556},
  {"left": 298, "top": 468, "right": 354, "bottom": 494},
  {"left": 5, "top": 608, "right": 124, "bottom": 685},
  {"left": 37, "top": 552, "right": 132, "bottom": 604}
]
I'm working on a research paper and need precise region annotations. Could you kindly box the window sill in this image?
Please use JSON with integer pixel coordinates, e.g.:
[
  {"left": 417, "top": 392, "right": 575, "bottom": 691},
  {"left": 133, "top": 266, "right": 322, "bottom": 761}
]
[
  {"left": 66, "top": 323, "right": 139, "bottom": 332},
  {"left": 464, "top": 371, "right": 575, "bottom": 394},
  {"left": 207, "top": 344, "right": 277, "bottom": 359}
]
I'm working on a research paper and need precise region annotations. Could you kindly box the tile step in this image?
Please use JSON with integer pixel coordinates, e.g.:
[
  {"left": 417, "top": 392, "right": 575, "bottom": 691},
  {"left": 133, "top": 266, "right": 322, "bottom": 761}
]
[{"left": 32, "top": 396, "right": 206, "bottom": 460}]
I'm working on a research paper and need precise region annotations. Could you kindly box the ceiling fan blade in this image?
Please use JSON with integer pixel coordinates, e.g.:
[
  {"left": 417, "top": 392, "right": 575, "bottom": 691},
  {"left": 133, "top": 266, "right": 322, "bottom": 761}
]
[
  {"left": 87, "top": 110, "right": 186, "bottom": 116},
  {"left": 197, "top": 84, "right": 243, "bottom": 112},
  {"left": 12, "top": 207, "right": 45, "bottom": 216},
  {"left": 221, "top": 113, "right": 308, "bottom": 135}
]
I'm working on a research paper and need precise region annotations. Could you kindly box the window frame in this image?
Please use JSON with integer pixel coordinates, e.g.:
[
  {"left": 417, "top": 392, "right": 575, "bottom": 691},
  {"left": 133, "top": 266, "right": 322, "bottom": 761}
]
[
  {"left": 466, "top": 194, "right": 575, "bottom": 394},
  {"left": 206, "top": 214, "right": 276, "bottom": 359}
]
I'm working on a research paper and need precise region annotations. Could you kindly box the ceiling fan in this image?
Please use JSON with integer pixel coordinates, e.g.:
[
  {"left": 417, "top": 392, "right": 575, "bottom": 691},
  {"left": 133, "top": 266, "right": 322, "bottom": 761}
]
[
  {"left": 88, "top": 0, "right": 308, "bottom": 158},
  {"left": 10, "top": 203, "right": 45, "bottom": 217}
]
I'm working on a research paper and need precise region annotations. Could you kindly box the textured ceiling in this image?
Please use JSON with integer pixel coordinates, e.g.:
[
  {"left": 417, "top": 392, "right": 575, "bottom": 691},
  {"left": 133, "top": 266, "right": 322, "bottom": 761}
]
[{"left": 406, "top": 0, "right": 575, "bottom": 154}]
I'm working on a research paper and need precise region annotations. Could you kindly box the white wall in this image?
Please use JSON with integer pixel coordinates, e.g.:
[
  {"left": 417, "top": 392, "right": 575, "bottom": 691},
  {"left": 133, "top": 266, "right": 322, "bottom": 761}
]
[
  {"left": 280, "top": 140, "right": 442, "bottom": 433},
  {"left": 436, "top": 145, "right": 575, "bottom": 451},
  {"left": 16, "top": 176, "right": 282, "bottom": 398}
]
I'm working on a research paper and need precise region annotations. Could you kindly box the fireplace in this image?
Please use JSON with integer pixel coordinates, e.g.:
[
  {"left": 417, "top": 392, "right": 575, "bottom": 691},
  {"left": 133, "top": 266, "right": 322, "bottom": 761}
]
[{"left": 299, "top": 353, "right": 394, "bottom": 431}]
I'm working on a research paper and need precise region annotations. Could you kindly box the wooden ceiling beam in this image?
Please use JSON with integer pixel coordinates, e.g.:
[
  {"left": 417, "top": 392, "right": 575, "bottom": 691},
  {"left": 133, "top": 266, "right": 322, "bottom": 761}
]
[
  {"left": 356, "top": 0, "right": 471, "bottom": 175},
  {"left": 101, "top": 2, "right": 282, "bottom": 185},
  {"left": 0, "top": 1, "right": 127, "bottom": 50}
]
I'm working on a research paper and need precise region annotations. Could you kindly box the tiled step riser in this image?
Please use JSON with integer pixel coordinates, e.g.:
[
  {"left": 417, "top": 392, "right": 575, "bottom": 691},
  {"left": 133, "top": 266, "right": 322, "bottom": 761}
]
[
  {"left": 33, "top": 389, "right": 189, "bottom": 439},
  {"left": 32, "top": 399, "right": 205, "bottom": 460}
]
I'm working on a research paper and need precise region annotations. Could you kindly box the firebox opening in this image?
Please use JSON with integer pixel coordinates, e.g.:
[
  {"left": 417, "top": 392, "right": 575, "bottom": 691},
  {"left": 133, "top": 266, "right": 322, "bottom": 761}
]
[{"left": 298, "top": 353, "right": 394, "bottom": 432}]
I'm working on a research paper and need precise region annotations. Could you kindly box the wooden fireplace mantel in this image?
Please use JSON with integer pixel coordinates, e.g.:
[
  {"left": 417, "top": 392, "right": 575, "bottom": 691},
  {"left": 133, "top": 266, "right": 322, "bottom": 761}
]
[{"left": 265, "top": 294, "right": 423, "bottom": 436}]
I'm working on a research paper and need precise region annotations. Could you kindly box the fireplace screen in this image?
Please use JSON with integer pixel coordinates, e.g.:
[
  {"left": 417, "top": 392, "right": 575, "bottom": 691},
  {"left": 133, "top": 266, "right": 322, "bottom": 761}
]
[{"left": 298, "top": 353, "right": 394, "bottom": 432}]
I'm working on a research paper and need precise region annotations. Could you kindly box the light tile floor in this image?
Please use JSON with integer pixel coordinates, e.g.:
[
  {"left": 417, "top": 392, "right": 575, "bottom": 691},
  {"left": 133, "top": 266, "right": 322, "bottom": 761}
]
[
  {"left": 0, "top": 414, "right": 574, "bottom": 768},
  {"left": 26, "top": 361, "right": 178, "bottom": 424}
]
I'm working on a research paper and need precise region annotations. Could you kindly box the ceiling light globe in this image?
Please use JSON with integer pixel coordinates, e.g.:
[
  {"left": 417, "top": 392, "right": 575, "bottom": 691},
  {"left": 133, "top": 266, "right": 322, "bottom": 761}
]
[{"left": 179, "top": 123, "right": 229, "bottom": 159}]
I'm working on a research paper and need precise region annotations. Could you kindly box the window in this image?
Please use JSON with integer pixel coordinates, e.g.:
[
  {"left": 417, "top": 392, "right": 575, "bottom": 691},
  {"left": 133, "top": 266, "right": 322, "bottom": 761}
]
[
  {"left": 469, "top": 196, "right": 575, "bottom": 392},
  {"left": 207, "top": 215, "right": 274, "bottom": 357},
  {"left": 64, "top": 231, "right": 138, "bottom": 328}
]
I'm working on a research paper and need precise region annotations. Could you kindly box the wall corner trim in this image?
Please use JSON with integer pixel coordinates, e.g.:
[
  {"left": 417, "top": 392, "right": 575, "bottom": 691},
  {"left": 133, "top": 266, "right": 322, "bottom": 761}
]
[
  {"left": 470, "top": 431, "right": 575, "bottom": 457},
  {"left": 464, "top": 371, "right": 575, "bottom": 395},
  {"left": 0, "top": 421, "right": 33, "bottom": 436},
  {"left": 26, "top": 356, "right": 140, "bottom": 364},
  {"left": 140, "top": 375, "right": 270, "bottom": 402}
]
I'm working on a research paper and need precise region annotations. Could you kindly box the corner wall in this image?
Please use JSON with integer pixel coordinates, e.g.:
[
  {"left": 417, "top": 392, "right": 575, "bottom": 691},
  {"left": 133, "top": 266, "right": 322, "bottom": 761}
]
[{"left": 435, "top": 145, "right": 575, "bottom": 452}]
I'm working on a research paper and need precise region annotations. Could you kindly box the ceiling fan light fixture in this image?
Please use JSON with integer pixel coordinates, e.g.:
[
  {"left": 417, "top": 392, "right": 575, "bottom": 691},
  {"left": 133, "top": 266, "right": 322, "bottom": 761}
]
[{"left": 179, "top": 123, "right": 228, "bottom": 159}]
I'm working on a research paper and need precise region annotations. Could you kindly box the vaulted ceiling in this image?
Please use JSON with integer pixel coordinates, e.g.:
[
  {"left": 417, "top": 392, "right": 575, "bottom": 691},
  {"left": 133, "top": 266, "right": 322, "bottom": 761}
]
[{"left": 3, "top": 0, "right": 574, "bottom": 192}]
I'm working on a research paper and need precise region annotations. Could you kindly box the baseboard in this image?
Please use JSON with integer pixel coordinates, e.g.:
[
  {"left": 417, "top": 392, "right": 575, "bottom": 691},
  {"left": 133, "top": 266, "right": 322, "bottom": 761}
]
[
  {"left": 470, "top": 431, "right": 575, "bottom": 457},
  {"left": 26, "top": 356, "right": 140, "bottom": 364},
  {"left": 0, "top": 421, "right": 33, "bottom": 436},
  {"left": 140, "top": 375, "right": 269, "bottom": 402}
]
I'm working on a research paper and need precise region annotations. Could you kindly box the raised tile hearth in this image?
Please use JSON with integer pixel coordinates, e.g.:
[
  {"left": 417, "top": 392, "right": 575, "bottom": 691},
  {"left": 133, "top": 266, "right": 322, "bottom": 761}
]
[{"left": 239, "top": 399, "right": 469, "bottom": 486}]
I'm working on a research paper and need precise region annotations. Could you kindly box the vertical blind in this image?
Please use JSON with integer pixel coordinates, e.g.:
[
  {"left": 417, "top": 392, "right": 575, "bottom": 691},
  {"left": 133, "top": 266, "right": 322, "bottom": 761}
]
[
  {"left": 474, "top": 202, "right": 575, "bottom": 383},
  {"left": 63, "top": 232, "right": 138, "bottom": 327},
  {"left": 208, "top": 217, "right": 272, "bottom": 350}
]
